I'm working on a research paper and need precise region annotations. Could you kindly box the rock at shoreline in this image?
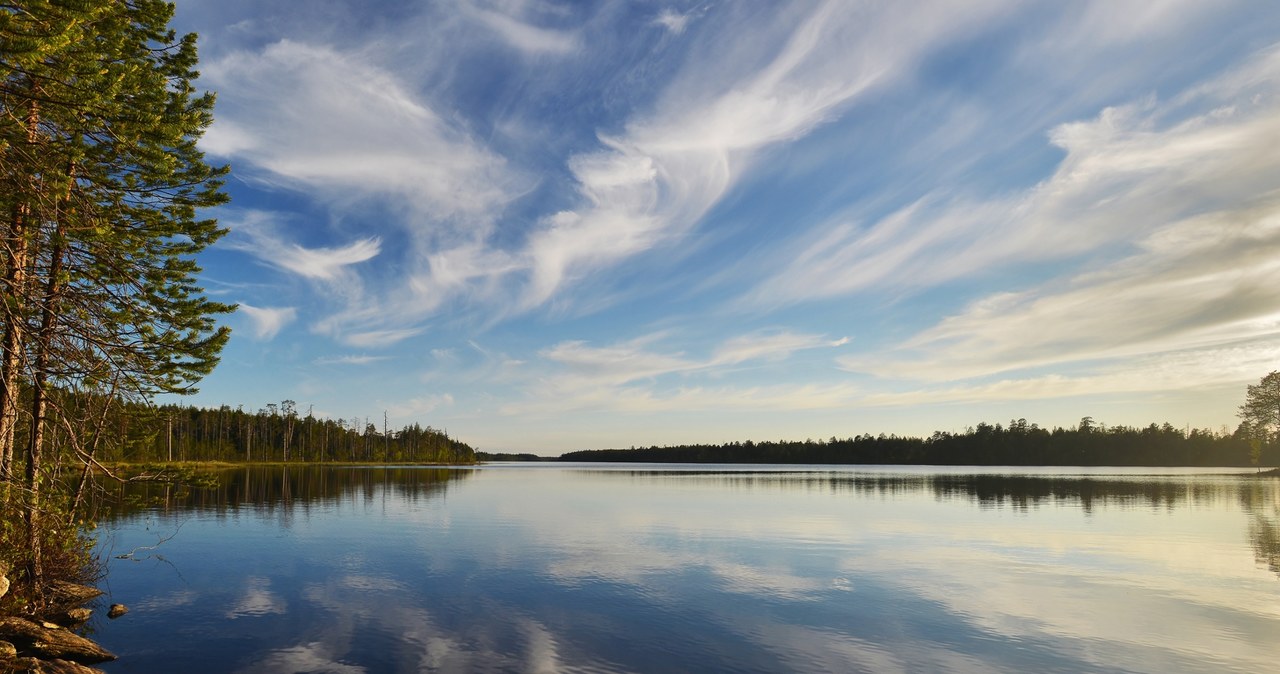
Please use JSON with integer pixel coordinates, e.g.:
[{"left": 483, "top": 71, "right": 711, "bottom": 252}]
[
  {"left": 44, "top": 610, "right": 90, "bottom": 630},
  {"left": 105, "top": 605, "right": 126, "bottom": 620},
  {"left": 41, "top": 585, "right": 101, "bottom": 613},
  {"left": 0, "top": 656, "right": 105, "bottom": 673},
  {"left": 0, "top": 617, "right": 116, "bottom": 665}
]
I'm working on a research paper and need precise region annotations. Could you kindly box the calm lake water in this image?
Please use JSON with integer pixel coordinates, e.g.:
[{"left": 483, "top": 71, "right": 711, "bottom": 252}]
[{"left": 89, "top": 464, "right": 1280, "bottom": 673}]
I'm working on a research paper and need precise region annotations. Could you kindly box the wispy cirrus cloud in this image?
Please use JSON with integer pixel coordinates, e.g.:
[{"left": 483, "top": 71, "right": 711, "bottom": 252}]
[
  {"left": 177, "top": 0, "right": 1280, "bottom": 449},
  {"left": 501, "top": 380, "right": 864, "bottom": 417},
  {"left": 505, "top": 330, "right": 849, "bottom": 415},
  {"left": 238, "top": 304, "right": 297, "bottom": 341},
  {"left": 517, "top": 0, "right": 1013, "bottom": 310},
  {"left": 463, "top": 0, "right": 579, "bottom": 55},
  {"left": 820, "top": 47, "right": 1280, "bottom": 384},
  {"left": 238, "top": 235, "right": 381, "bottom": 281},
  {"left": 653, "top": 8, "right": 694, "bottom": 35},
  {"left": 203, "top": 1, "right": 1017, "bottom": 338},
  {"left": 314, "top": 354, "right": 391, "bottom": 366},
  {"left": 340, "top": 328, "right": 426, "bottom": 349},
  {"left": 857, "top": 338, "right": 1280, "bottom": 409},
  {"left": 745, "top": 84, "right": 1280, "bottom": 308},
  {"left": 202, "top": 39, "right": 517, "bottom": 219},
  {"left": 274, "top": 239, "right": 381, "bottom": 281}
]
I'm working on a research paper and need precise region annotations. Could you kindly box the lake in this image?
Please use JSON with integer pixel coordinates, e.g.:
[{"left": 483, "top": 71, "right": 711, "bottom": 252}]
[{"left": 90, "top": 464, "right": 1279, "bottom": 673}]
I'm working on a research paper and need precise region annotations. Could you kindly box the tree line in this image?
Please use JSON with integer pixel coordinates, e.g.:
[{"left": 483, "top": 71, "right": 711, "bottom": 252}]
[
  {"left": 0, "top": 386, "right": 474, "bottom": 465},
  {"left": 560, "top": 417, "right": 1271, "bottom": 467},
  {"left": 135, "top": 400, "right": 474, "bottom": 464}
]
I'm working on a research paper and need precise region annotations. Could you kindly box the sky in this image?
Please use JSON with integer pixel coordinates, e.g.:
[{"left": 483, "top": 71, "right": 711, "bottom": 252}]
[{"left": 166, "top": 0, "right": 1280, "bottom": 454}]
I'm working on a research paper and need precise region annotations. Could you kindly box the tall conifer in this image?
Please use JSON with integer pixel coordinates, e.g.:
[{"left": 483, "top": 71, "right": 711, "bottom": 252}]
[{"left": 0, "top": 0, "right": 230, "bottom": 593}]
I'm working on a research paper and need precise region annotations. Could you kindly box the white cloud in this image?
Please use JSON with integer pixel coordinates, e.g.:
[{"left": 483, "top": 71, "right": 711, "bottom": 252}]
[
  {"left": 236, "top": 642, "right": 365, "bottom": 674},
  {"left": 504, "top": 381, "right": 865, "bottom": 417},
  {"left": 222, "top": 210, "right": 378, "bottom": 290},
  {"left": 226, "top": 577, "right": 287, "bottom": 618},
  {"left": 238, "top": 304, "right": 297, "bottom": 341},
  {"left": 239, "top": 236, "right": 380, "bottom": 281},
  {"left": 749, "top": 46, "right": 1280, "bottom": 391},
  {"left": 712, "top": 333, "right": 848, "bottom": 367},
  {"left": 465, "top": 1, "right": 578, "bottom": 55},
  {"left": 540, "top": 329, "right": 838, "bottom": 386},
  {"left": 203, "top": 1, "right": 1019, "bottom": 346},
  {"left": 201, "top": 40, "right": 515, "bottom": 219},
  {"left": 856, "top": 340, "right": 1280, "bottom": 408},
  {"left": 503, "top": 330, "right": 851, "bottom": 415},
  {"left": 519, "top": 0, "right": 1011, "bottom": 310},
  {"left": 654, "top": 9, "right": 693, "bottom": 35},
  {"left": 341, "top": 328, "right": 425, "bottom": 348}
]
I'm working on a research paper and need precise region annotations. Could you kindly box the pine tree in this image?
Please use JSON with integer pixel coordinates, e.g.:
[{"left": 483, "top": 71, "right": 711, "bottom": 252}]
[
  {"left": 1240, "top": 372, "right": 1280, "bottom": 446},
  {"left": 1, "top": 0, "right": 230, "bottom": 594}
]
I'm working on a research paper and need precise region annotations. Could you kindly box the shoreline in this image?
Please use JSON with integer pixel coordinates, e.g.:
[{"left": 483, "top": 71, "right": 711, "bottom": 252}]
[{"left": 0, "top": 578, "right": 116, "bottom": 673}]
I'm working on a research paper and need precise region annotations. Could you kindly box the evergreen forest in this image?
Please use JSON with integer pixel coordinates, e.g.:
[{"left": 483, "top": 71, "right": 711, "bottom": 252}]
[{"left": 561, "top": 418, "right": 1271, "bottom": 467}]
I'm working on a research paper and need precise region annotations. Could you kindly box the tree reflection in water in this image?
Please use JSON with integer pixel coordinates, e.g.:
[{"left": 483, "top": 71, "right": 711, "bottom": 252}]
[
  {"left": 590, "top": 467, "right": 1280, "bottom": 578},
  {"left": 1240, "top": 479, "right": 1280, "bottom": 577},
  {"left": 85, "top": 465, "right": 475, "bottom": 521}
]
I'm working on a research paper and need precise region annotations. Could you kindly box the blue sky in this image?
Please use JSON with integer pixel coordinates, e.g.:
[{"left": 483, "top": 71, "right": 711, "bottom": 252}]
[{"left": 169, "top": 0, "right": 1280, "bottom": 454}]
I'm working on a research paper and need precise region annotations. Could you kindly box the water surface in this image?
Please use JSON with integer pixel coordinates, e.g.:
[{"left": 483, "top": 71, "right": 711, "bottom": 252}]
[{"left": 92, "top": 464, "right": 1280, "bottom": 673}]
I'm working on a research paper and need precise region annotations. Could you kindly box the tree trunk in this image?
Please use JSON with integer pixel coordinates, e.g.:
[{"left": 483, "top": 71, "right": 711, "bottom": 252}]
[
  {"left": 0, "top": 95, "right": 41, "bottom": 487},
  {"left": 25, "top": 207, "right": 69, "bottom": 593}
]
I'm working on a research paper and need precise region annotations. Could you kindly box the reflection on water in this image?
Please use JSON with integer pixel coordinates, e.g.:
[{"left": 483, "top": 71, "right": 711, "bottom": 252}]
[
  {"left": 582, "top": 467, "right": 1269, "bottom": 510},
  {"left": 94, "top": 466, "right": 1280, "bottom": 673},
  {"left": 90, "top": 465, "right": 472, "bottom": 518}
]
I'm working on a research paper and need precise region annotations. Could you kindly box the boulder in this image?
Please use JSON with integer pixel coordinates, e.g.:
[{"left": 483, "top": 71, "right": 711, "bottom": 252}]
[
  {"left": 43, "top": 611, "right": 90, "bottom": 630},
  {"left": 105, "top": 605, "right": 126, "bottom": 620},
  {"left": 0, "top": 617, "right": 115, "bottom": 665}
]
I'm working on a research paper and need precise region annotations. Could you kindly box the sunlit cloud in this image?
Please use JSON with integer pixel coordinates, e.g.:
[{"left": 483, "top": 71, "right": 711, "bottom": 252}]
[
  {"left": 501, "top": 331, "right": 854, "bottom": 416},
  {"left": 519, "top": 0, "right": 1012, "bottom": 310},
  {"left": 857, "top": 339, "right": 1280, "bottom": 408},
  {"left": 539, "top": 330, "right": 841, "bottom": 387},
  {"left": 223, "top": 210, "right": 379, "bottom": 284},
  {"left": 340, "top": 328, "right": 425, "bottom": 348},
  {"left": 653, "top": 8, "right": 694, "bottom": 35},
  {"left": 711, "top": 333, "right": 848, "bottom": 367},
  {"left": 749, "top": 45, "right": 1280, "bottom": 396},
  {"left": 238, "top": 304, "right": 297, "bottom": 341},
  {"left": 202, "top": 40, "right": 516, "bottom": 218}
]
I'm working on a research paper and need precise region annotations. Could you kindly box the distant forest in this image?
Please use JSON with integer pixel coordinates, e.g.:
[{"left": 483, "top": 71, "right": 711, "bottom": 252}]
[
  {"left": 139, "top": 401, "right": 475, "bottom": 464},
  {"left": 560, "top": 418, "right": 1270, "bottom": 467},
  {"left": 26, "top": 390, "right": 475, "bottom": 465}
]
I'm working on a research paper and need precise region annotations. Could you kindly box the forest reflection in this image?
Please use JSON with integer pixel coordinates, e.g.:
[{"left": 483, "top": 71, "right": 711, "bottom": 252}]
[
  {"left": 88, "top": 466, "right": 474, "bottom": 521},
  {"left": 589, "top": 469, "right": 1279, "bottom": 510},
  {"left": 91, "top": 466, "right": 1280, "bottom": 581},
  {"left": 589, "top": 468, "right": 1280, "bottom": 579}
]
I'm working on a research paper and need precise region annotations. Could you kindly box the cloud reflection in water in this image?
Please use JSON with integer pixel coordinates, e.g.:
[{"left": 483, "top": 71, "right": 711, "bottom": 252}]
[{"left": 96, "top": 466, "right": 1279, "bottom": 673}]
